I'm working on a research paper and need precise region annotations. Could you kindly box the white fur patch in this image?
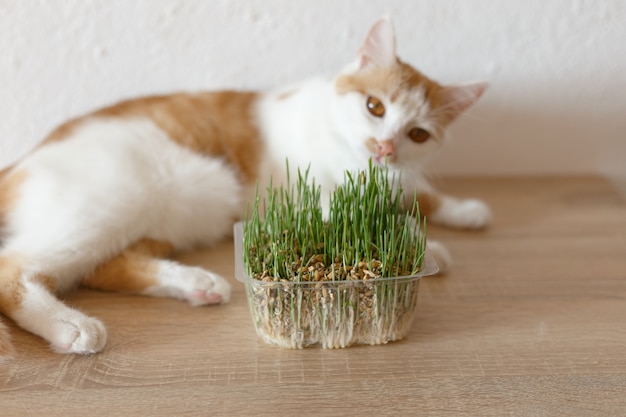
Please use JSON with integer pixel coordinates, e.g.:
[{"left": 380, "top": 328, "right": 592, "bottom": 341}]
[
  {"left": 430, "top": 196, "right": 493, "bottom": 229},
  {"left": 4, "top": 117, "right": 243, "bottom": 289}
]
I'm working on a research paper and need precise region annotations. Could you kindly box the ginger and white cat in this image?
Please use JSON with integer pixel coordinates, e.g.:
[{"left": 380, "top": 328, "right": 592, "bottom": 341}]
[{"left": 0, "top": 18, "right": 490, "bottom": 359}]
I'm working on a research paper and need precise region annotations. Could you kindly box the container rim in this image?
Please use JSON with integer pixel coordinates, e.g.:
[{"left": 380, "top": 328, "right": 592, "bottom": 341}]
[{"left": 233, "top": 221, "right": 439, "bottom": 285}]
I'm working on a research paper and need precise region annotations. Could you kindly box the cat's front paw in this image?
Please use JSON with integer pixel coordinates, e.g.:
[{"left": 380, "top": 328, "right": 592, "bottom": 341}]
[
  {"left": 51, "top": 315, "right": 107, "bottom": 355},
  {"left": 182, "top": 267, "right": 232, "bottom": 307},
  {"left": 146, "top": 263, "right": 233, "bottom": 306},
  {"left": 454, "top": 199, "right": 492, "bottom": 229},
  {"left": 432, "top": 197, "right": 492, "bottom": 230}
]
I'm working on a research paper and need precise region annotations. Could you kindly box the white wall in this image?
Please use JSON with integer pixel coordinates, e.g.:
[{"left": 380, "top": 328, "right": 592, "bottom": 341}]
[{"left": 1, "top": 0, "right": 625, "bottom": 180}]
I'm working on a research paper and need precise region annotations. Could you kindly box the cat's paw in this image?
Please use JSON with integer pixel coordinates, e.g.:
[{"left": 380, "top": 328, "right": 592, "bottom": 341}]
[
  {"left": 51, "top": 315, "right": 107, "bottom": 355},
  {"left": 181, "top": 267, "right": 232, "bottom": 307},
  {"left": 426, "top": 239, "right": 452, "bottom": 275},
  {"left": 145, "top": 263, "right": 232, "bottom": 306},
  {"left": 453, "top": 199, "right": 492, "bottom": 229},
  {"left": 432, "top": 197, "right": 492, "bottom": 230}
]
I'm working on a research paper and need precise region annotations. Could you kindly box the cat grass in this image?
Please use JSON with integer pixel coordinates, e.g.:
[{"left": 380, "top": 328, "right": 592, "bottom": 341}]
[{"left": 236, "top": 161, "right": 432, "bottom": 348}]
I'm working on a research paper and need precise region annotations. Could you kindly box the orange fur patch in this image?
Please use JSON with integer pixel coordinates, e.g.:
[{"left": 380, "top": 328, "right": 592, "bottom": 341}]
[
  {"left": 335, "top": 60, "right": 457, "bottom": 136},
  {"left": 0, "top": 167, "right": 11, "bottom": 181},
  {"left": 0, "top": 170, "right": 28, "bottom": 232},
  {"left": 0, "top": 256, "right": 24, "bottom": 315},
  {"left": 336, "top": 61, "right": 437, "bottom": 98},
  {"left": 403, "top": 191, "right": 442, "bottom": 218},
  {"left": 83, "top": 253, "right": 160, "bottom": 293},
  {"left": 82, "top": 238, "right": 174, "bottom": 293},
  {"left": 30, "top": 274, "right": 57, "bottom": 293},
  {"left": 43, "top": 118, "right": 84, "bottom": 144},
  {"left": 415, "top": 192, "right": 442, "bottom": 218}
]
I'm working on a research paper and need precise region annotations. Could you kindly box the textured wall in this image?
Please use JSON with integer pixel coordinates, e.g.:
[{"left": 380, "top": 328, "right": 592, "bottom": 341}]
[{"left": 1, "top": 0, "right": 625, "bottom": 179}]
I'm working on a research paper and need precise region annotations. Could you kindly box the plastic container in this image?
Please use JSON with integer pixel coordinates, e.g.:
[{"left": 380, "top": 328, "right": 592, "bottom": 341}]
[{"left": 234, "top": 223, "right": 439, "bottom": 349}]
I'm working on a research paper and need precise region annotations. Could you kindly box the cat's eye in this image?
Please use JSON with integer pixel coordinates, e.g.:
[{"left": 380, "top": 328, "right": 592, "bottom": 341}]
[
  {"left": 408, "top": 128, "right": 431, "bottom": 143},
  {"left": 366, "top": 96, "right": 385, "bottom": 118}
]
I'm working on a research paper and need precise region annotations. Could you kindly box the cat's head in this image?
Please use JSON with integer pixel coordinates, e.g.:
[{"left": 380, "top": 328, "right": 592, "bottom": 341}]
[{"left": 333, "top": 18, "right": 487, "bottom": 169}]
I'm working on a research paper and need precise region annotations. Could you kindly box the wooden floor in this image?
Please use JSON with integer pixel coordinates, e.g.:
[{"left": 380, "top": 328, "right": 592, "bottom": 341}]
[{"left": 1, "top": 177, "right": 625, "bottom": 416}]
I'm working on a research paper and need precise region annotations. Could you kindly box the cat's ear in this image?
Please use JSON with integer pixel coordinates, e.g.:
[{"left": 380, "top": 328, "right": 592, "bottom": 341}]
[
  {"left": 358, "top": 17, "right": 397, "bottom": 70},
  {"left": 439, "top": 82, "right": 488, "bottom": 122}
]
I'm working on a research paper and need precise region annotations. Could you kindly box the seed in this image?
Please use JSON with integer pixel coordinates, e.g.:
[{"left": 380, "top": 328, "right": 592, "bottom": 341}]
[
  {"left": 363, "top": 270, "right": 377, "bottom": 279},
  {"left": 312, "top": 254, "right": 325, "bottom": 264}
]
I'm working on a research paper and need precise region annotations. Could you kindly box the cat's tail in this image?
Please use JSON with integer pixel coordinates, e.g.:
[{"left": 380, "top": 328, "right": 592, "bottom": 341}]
[{"left": 0, "top": 318, "right": 14, "bottom": 361}]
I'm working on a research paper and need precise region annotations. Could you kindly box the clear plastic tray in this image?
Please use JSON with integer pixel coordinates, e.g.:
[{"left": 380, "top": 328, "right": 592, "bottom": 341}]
[{"left": 234, "top": 222, "right": 439, "bottom": 348}]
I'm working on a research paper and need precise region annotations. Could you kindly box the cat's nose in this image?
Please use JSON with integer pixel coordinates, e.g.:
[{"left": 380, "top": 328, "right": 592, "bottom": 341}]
[{"left": 378, "top": 140, "right": 395, "bottom": 157}]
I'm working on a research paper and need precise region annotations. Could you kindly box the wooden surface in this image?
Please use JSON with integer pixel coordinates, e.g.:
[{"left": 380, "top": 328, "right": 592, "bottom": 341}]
[{"left": 1, "top": 177, "right": 625, "bottom": 416}]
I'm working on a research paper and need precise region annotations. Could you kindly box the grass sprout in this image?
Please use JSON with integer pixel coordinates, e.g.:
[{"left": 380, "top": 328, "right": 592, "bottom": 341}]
[{"left": 243, "top": 160, "right": 426, "bottom": 281}]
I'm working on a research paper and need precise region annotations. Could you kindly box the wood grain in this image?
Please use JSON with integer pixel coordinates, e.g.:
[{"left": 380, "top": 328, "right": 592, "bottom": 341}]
[{"left": 1, "top": 177, "right": 625, "bottom": 416}]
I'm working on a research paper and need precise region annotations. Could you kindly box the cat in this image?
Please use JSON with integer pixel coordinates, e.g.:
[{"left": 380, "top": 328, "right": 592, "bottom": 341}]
[{"left": 0, "top": 17, "right": 490, "bottom": 359}]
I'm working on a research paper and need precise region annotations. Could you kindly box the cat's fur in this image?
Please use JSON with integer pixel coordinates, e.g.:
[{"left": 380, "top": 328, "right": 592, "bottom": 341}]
[{"left": 0, "top": 18, "right": 490, "bottom": 359}]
